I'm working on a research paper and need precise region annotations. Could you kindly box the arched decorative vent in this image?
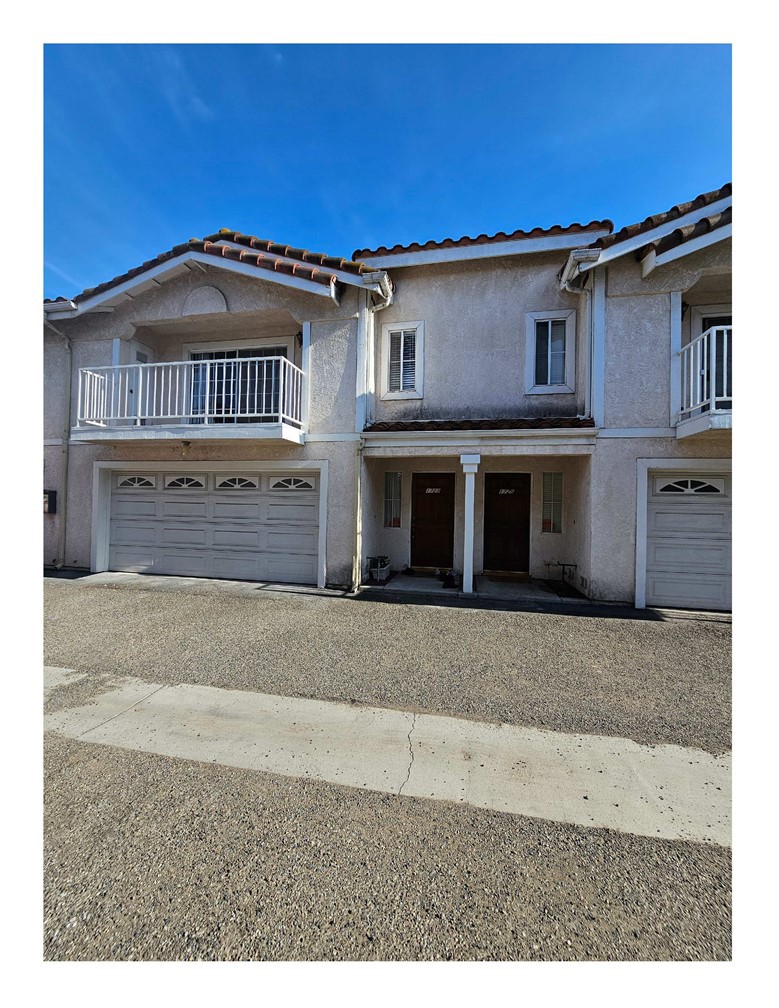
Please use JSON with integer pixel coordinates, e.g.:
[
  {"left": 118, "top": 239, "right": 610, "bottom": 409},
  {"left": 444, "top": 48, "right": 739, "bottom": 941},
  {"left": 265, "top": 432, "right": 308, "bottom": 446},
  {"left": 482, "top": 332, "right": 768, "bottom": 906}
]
[
  {"left": 216, "top": 476, "right": 259, "bottom": 490},
  {"left": 165, "top": 475, "right": 206, "bottom": 489},
  {"left": 658, "top": 478, "right": 723, "bottom": 495},
  {"left": 182, "top": 285, "right": 227, "bottom": 316},
  {"left": 270, "top": 476, "right": 315, "bottom": 491},
  {"left": 118, "top": 475, "right": 155, "bottom": 488}
]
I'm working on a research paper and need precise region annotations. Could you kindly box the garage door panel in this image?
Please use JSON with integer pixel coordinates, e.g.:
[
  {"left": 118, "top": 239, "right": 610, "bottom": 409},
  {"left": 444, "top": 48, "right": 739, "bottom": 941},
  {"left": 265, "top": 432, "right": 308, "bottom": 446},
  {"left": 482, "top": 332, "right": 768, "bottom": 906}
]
[
  {"left": 160, "top": 525, "right": 209, "bottom": 547},
  {"left": 108, "top": 547, "right": 155, "bottom": 572},
  {"left": 161, "top": 499, "right": 210, "bottom": 518},
  {"left": 646, "top": 572, "right": 730, "bottom": 610},
  {"left": 112, "top": 497, "right": 158, "bottom": 518},
  {"left": 265, "top": 554, "right": 317, "bottom": 581},
  {"left": 211, "top": 499, "right": 267, "bottom": 520},
  {"left": 110, "top": 522, "right": 160, "bottom": 547},
  {"left": 212, "top": 528, "right": 262, "bottom": 548},
  {"left": 266, "top": 527, "right": 317, "bottom": 551},
  {"left": 647, "top": 538, "right": 732, "bottom": 575},
  {"left": 150, "top": 550, "right": 212, "bottom": 578},
  {"left": 648, "top": 505, "right": 730, "bottom": 537},
  {"left": 109, "top": 471, "right": 320, "bottom": 585},
  {"left": 267, "top": 502, "right": 317, "bottom": 522},
  {"left": 211, "top": 554, "right": 261, "bottom": 580}
]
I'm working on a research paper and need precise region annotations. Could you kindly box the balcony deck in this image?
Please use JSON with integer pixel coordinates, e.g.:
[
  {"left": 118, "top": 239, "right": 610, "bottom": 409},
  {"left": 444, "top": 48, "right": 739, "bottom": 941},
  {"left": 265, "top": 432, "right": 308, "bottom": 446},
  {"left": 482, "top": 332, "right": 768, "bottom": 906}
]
[
  {"left": 676, "top": 325, "right": 732, "bottom": 439},
  {"left": 72, "top": 356, "right": 305, "bottom": 444}
]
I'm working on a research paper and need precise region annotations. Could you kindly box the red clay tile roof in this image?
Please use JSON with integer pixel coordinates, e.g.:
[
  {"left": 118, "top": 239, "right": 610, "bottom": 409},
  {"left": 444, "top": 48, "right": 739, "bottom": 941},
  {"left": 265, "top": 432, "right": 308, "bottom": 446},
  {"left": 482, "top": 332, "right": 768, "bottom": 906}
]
[
  {"left": 364, "top": 417, "right": 596, "bottom": 433},
  {"left": 352, "top": 221, "right": 613, "bottom": 260},
  {"left": 590, "top": 184, "right": 732, "bottom": 251},
  {"left": 635, "top": 207, "right": 732, "bottom": 261},
  {"left": 44, "top": 229, "right": 375, "bottom": 305}
]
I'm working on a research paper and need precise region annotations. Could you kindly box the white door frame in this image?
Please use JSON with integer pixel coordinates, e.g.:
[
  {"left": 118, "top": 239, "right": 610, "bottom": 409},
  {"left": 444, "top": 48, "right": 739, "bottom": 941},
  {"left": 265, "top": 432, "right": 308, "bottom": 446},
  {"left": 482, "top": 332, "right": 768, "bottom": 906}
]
[
  {"left": 92, "top": 459, "right": 329, "bottom": 587},
  {"left": 634, "top": 457, "right": 731, "bottom": 608}
]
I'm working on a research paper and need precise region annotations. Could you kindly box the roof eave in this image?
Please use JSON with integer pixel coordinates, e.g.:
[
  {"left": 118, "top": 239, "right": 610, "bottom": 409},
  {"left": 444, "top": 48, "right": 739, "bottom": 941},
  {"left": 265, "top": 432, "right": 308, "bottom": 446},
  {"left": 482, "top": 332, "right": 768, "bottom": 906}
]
[
  {"left": 640, "top": 224, "right": 732, "bottom": 277},
  {"left": 355, "top": 230, "right": 613, "bottom": 270},
  {"left": 43, "top": 250, "right": 341, "bottom": 319},
  {"left": 579, "top": 194, "right": 733, "bottom": 273}
]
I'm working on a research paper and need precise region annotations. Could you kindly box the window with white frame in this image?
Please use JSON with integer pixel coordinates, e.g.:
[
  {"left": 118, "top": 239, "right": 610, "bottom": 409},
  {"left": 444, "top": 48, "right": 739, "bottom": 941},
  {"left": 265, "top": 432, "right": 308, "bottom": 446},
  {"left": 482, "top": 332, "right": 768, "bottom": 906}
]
[
  {"left": 525, "top": 310, "right": 576, "bottom": 394},
  {"left": 542, "top": 472, "right": 563, "bottom": 533},
  {"left": 381, "top": 321, "right": 424, "bottom": 399},
  {"left": 383, "top": 472, "right": 402, "bottom": 527}
]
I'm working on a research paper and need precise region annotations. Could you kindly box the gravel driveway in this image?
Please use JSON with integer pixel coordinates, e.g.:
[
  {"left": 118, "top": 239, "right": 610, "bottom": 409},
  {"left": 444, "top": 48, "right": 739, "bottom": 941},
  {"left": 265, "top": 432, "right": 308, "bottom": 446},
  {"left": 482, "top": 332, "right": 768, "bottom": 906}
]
[{"left": 44, "top": 575, "right": 731, "bottom": 754}]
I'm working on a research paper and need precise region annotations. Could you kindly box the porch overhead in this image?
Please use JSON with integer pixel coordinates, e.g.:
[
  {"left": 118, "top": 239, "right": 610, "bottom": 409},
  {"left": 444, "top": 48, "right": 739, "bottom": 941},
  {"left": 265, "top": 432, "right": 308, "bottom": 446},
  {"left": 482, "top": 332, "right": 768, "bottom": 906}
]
[{"left": 362, "top": 417, "right": 597, "bottom": 455}]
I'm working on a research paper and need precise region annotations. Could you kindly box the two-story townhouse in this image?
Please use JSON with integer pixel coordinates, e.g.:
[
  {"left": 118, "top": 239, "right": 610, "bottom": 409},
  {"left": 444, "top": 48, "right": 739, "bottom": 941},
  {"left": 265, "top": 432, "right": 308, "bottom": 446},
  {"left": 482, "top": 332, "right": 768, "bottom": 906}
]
[
  {"left": 43, "top": 183, "right": 732, "bottom": 610},
  {"left": 43, "top": 239, "right": 393, "bottom": 590},
  {"left": 357, "top": 183, "right": 732, "bottom": 610}
]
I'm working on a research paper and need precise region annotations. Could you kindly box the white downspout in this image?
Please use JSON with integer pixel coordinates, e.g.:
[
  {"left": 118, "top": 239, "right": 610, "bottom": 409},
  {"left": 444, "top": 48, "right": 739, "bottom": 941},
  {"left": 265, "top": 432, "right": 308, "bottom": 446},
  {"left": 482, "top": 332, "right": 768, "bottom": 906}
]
[
  {"left": 560, "top": 249, "right": 599, "bottom": 420},
  {"left": 352, "top": 274, "right": 393, "bottom": 589}
]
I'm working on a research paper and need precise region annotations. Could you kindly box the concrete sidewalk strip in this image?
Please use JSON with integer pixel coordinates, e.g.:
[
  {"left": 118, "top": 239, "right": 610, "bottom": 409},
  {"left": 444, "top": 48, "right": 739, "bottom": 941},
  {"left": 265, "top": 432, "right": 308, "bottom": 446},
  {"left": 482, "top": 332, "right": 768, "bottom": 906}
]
[
  {"left": 403, "top": 714, "right": 729, "bottom": 846},
  {"left": 44, "top": 669, "right": 730, "bottom": 847},
  {"left": 44, "top": 666, "right": 88, "bottom": 698}
]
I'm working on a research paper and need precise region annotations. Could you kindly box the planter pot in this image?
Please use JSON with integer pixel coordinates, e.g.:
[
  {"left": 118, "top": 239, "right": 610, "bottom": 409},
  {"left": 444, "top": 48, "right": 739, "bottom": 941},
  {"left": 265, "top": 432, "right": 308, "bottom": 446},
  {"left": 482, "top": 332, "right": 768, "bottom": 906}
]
[{"left": 370, "top": 564, "right": 391, "bottom": 583}]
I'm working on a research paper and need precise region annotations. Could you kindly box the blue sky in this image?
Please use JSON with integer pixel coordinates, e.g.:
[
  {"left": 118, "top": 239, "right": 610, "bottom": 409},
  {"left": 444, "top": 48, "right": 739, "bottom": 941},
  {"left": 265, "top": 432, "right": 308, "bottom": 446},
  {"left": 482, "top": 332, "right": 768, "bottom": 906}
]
[{"left": 43, "top": 43, "right": 731, "bottom": 299}]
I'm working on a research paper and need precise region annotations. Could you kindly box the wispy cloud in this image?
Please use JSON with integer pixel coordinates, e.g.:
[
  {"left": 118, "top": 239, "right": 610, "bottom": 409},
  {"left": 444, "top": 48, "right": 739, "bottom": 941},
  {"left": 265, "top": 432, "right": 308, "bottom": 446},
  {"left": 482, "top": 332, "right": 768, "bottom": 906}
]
[
  {"left": 151, "top": 47, "right": 215, "bottom": 128},
  {"left": 44, "top": 259, "right": 86, "bottom": 293}
]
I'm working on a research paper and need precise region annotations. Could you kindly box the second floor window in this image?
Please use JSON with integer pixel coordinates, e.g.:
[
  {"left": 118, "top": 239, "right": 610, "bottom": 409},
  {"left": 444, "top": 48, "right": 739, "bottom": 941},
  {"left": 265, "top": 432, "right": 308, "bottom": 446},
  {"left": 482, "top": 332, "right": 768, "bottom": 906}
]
[
  {"left": 381, "top": 321, "right": 424, "bottom": 399},
  {"left": 535, "top": 319, "right": 567, "bottom": 386},
  {"left": 389, "top": 328, "right": 417, "bottom": 391},
  {"left": 525, "top": 309, "right": 576, "bottom": 395}
]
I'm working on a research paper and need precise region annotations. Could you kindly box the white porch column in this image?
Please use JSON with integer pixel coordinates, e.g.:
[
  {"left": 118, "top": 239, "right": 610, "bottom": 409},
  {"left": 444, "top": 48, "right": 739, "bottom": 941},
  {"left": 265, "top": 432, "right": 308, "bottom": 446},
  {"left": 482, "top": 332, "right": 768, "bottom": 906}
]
[{"left": 460, "top": 453, "right": 481, "bottom": 594}]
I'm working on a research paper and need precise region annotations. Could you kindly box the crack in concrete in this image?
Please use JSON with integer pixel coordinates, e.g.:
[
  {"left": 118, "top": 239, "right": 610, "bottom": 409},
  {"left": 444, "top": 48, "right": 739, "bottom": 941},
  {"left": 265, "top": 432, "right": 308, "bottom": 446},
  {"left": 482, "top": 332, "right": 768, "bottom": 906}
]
[
  {"left": 398, "top": 713, "right": 417, "bottom": 796},
  {"left": 75, "top": 685, "right": 167, "bottom": 740}
]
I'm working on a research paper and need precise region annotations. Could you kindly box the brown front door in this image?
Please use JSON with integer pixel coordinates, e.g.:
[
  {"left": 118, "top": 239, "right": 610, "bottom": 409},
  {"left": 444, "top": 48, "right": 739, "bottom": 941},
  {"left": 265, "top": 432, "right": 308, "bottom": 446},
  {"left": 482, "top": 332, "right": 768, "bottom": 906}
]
[
  {"left": 411, "top": 473, "right": 455, "bottom": 569},
  {"left": 483, "top": 473, "right": 531, "bottom": 572}
]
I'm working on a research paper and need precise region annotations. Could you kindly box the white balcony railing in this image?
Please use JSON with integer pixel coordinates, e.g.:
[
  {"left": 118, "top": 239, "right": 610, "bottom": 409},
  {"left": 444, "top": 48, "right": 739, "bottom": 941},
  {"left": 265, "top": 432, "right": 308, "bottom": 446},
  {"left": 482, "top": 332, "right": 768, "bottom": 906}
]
[
  {"left": 77, "top": 356, "right": 304, "bottom": 429},
  {"left": 678, "top": 325, "right": 732, "bottom": 422}
]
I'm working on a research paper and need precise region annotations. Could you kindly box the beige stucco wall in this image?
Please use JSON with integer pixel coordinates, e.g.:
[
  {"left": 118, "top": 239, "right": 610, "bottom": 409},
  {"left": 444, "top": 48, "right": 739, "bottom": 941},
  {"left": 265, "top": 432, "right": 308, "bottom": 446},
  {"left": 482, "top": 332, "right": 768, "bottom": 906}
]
[
  {"left": 603, "top": 241, "right": 732, "bottom": 429},
  {"left": 43, "top": 445, "right": 64, "bottom": 565},
  {"left": 370, "top": 253, "right": 586, "bottom": 423},
  {"left": 604, "top": 291, "right": 672, "bottom": 429}
]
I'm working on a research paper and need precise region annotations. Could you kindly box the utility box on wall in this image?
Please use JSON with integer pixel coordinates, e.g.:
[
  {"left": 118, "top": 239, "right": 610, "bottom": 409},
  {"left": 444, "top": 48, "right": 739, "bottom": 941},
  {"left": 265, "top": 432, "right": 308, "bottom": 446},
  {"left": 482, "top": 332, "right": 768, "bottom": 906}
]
[{"left": 44, "top": 490, "right": 57, "bottom": 514}]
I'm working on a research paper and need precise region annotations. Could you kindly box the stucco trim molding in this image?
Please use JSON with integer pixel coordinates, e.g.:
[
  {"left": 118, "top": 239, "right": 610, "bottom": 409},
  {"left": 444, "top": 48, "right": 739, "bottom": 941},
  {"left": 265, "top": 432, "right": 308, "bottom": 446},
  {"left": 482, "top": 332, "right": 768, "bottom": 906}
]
[
  {"left": 633, "top": 456, "right": 731, "bottom": 609},
  {"left": 90, "top": 459, "right": 329, "bottom": 588},
  {"left": 598, "top": 428, "right": 677, "bottom": 439}
]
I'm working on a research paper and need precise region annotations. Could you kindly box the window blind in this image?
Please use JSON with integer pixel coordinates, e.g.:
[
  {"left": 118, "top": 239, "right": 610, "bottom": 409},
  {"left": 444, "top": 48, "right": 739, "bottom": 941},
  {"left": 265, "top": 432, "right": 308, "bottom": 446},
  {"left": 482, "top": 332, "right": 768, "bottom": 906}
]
[
  {"left": 383, "top": 472, "right": 402, "bottom": 527},
  {"left": 389, "top": 329, "right": 416, "bottom": 391},
  {"left": 542, "top": 472, "right": 563, "bottom": 533}
]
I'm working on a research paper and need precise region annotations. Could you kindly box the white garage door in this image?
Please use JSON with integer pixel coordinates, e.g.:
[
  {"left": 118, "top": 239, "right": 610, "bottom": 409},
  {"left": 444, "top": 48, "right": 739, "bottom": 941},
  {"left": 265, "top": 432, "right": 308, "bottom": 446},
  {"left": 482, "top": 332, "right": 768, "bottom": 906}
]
[
  {"left": 646, "top": 472, "right": 731, "bottom": 610},
  {"left": 109, "top": 471, "right": 320, "bottom": 584}
]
